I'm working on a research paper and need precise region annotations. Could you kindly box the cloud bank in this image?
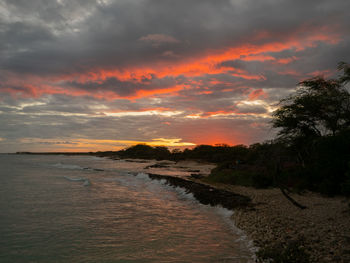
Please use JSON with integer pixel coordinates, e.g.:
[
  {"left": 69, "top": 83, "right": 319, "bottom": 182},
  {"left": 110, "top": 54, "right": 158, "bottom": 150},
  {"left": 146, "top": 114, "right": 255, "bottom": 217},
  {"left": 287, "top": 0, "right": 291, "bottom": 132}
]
[{"left": 1, "top": 0, "right": 350, "bottom": 151}]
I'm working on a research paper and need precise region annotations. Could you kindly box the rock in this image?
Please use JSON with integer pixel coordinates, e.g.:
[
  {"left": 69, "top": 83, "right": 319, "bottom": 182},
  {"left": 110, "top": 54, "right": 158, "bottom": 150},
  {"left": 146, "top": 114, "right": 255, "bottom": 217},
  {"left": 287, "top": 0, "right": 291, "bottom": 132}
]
[
  {"left": 190, "top": 173, "right": 204, "bottom": 179},
  {"left": 144, "top": 163, "right": 169, "bottom": 169},
  {"left": 146, "top": 173, "right": 251, "bottom": 209}
]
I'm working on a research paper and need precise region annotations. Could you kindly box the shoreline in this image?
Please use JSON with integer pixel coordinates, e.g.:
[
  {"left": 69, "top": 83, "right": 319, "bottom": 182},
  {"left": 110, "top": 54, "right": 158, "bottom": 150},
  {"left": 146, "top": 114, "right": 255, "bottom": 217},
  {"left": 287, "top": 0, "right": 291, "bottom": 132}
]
[
  {"left": 223, "top": 185, "right": 350, "bottom": 263},
  {"left": 145, "top": 172, "right": 252, "bottom": 210},
  {"left": 15, "top": 153, "right": 350, "bottom": 262},
  {"left": 122, "top": 158, "right": 350, "bottom": 263}
]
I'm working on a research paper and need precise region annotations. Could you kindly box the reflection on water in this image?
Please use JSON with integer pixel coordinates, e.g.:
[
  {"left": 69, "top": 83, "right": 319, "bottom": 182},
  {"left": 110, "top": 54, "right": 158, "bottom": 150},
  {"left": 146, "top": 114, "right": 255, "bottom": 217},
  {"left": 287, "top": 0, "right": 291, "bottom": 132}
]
[{"left": 0, "top": 154, "right": 254, "bottom": 262}]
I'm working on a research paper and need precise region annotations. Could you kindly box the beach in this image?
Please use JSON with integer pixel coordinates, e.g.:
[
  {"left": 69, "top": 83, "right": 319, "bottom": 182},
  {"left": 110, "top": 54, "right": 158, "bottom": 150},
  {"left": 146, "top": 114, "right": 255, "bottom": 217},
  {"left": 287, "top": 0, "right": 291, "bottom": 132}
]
[
  {"left": 207, "top": 183, "right": 350, "bottom": 263},
  {"left": 134, "top": 158, "right": 350, "bottom": 263}
]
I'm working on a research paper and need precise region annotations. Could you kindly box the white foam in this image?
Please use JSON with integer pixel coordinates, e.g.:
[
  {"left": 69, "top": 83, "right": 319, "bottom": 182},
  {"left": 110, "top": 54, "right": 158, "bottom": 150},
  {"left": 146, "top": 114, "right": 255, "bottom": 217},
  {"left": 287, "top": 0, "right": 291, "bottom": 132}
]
[
  {"left": 170, "top": 185, "right": 196, "bottom": 201},
  {"left": 135, "top": 172, "right": 152, "bottom": 180},
  {"left": 53, "top": 162, "right": 85, "bottom": 170},
  {"left": 64, "top": 176, "right": 86, "bottom": 181},
  {"left": 64, "top": 176, "right": 91, "bottom": 187},
  {"left": 83, "top": 179, "right": 91, "bottom": 186},
  {"left": 220, "top": 208, "right": 258, "bottom": 261}
]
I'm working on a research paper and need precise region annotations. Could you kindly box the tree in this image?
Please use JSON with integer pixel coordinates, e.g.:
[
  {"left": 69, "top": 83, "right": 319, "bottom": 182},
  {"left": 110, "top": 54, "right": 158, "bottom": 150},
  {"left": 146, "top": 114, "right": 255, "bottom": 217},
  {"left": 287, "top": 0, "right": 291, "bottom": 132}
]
[
  {"left": 272, "top": 65, "right": 350, "bottom": 140},
  {"left": 338, "top": 61, "right": 350, "bottom": 84},
  {"left": 271, "top": 63, "right": 350, "bottom": 195}
]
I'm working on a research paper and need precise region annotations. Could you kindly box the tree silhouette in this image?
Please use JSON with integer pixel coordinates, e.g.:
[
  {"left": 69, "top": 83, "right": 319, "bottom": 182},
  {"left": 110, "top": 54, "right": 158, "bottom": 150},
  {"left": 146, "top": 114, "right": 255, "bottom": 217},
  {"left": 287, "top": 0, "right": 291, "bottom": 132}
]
[
  {"left": 271, "top": 63, "right": 350, "bottom": 196},
  {"left": 338, "top": 61, "right": 350, "bottom": 84},
  {"left": 272, "top": 65, "right": 350, "bottom": 140}
]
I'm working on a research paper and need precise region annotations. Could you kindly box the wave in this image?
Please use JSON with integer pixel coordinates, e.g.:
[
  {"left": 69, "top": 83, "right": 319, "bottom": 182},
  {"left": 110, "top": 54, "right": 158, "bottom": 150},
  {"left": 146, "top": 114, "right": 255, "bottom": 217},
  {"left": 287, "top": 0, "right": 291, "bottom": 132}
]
[
  {"left": 134, "top": 171, "right": 256, "bottom": 260},
  {"left": 52, "top": 163, "right": 104, "bottom": 172},
  {"left": 63, "top": 176, "right": 86, "bottom": 181},
  {"left": 83, "top": 179, "right": 91, "bottom": 186},
  {"left": 135, "top": 172, "right": 151, "bottom": 180},
  {"left": 64, "top": 176, "right": 91, "bottom": 187},
  {"left": 53, "top": 163, "right": 85, "bottom": 170}
]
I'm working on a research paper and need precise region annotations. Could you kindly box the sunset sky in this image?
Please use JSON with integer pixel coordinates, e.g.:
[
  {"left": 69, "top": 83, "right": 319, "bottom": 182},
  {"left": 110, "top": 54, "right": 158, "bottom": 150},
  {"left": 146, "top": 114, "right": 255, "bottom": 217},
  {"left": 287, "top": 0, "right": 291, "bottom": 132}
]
[{"left": 1, "top": 0, "right": 350, "bottom": 152}]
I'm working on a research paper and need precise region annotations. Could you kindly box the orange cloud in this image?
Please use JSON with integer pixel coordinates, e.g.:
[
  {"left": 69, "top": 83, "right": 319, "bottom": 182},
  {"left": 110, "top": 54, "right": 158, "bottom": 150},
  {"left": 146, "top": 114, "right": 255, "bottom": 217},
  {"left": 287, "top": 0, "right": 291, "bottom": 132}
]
[
  {"left": 1, "top": 25, "right": 342, "bottom": 100},
  {"left": 307, "top": 69, "right": 334, "bottom": 78},
  {"left": 248, "top": 89, "right": 268, "bottom": 100},
  {"left": 123, "top": 85, "right": 185, "bottom": 100},
  {"left": 106, "top": 107, "right": 172, "bottom": 113},
  {"left": 202, "top": 110, "right": 237, "bottom": 117},
  {"left": 197, "top": 90, "right": 213, "bottom": 95},
  {"left": 72, "top": 25, "right": 341, "bottom": 85},
  {"left": 277, "top": 69, "right": 301, "bottom": 77},
  {"left": 184, "top": 130, "right": 241, "bottom": 146},
  {"left": 276, "top": 56, "right": 298, "bottom": 64},
  {"left": 240, "top": 54, "right": 275, "bottom": 62}
]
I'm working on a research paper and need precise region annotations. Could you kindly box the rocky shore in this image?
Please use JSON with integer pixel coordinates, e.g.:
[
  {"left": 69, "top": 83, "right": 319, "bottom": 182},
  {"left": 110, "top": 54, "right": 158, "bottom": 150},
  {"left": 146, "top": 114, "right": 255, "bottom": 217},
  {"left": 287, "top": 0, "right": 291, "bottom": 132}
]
[
  {"left": 145, "top": 172, "right": 349, "bottom": 262},
  {"left": 114, "top": 158, "right": 350, "bottom": 262},
  {"left": 146, "top": 173, "right": 251, "bottom": 210},
  {"left": 192, "top": 180, "right": 350, "bottom": 263}
]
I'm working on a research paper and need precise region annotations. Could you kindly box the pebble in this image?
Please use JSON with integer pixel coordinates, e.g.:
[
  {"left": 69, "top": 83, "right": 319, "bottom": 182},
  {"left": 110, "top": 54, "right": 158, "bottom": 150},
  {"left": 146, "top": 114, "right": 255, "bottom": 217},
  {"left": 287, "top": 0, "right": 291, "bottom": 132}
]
[{"left": 209, "top": 184, "right": 350, "bottom": 263}]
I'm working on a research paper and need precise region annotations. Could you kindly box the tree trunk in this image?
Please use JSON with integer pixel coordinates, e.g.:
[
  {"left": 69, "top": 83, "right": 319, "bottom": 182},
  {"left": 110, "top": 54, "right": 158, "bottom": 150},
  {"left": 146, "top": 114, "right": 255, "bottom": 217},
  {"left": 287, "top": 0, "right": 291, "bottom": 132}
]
[{"left": 280, "top": 187, "right": 307, "bottom": 210}]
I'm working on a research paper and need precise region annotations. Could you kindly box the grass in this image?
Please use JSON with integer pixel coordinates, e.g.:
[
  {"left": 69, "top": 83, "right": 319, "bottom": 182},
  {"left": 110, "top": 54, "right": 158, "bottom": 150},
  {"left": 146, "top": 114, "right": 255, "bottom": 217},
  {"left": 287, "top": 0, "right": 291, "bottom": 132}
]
[{"left": 204, "top": 164, "right": 273, "bottom": 188}]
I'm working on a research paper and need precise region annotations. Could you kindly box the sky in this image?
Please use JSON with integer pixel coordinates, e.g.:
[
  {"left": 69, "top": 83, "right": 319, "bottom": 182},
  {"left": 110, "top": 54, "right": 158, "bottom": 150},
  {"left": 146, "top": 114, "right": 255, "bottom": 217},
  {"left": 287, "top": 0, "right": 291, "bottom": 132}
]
[{"left": 1, "top": 0, "right": 350, "bottom": 152}]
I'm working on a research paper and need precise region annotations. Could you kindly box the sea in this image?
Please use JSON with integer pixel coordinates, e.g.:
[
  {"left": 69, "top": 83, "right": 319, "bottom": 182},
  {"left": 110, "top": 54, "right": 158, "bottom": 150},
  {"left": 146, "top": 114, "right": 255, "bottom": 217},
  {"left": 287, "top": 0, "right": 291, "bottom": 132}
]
[{"left": 0, "top": 154, "right": 255, "bottom": 262}]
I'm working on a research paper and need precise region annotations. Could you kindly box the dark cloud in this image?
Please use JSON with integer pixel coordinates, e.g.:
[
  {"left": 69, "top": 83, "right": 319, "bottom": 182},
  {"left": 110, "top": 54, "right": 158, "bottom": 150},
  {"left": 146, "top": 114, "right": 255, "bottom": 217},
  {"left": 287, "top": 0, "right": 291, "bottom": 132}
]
[
  {"left": 66, "top": 76, "right": 179, "bottom": 98},
  {"left": 0, "top": 0, "right": 350, "bottom": 151},
  {"left": 1, "top": 0, "right": 349, "bottom": 75}
]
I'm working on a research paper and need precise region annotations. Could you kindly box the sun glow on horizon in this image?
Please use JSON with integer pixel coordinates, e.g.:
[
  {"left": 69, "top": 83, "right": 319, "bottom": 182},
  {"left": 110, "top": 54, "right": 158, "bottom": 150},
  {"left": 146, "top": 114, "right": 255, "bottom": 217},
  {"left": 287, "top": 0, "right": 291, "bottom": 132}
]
[{"left": 17, "top": 137, "right": 196, "bottom": 152}]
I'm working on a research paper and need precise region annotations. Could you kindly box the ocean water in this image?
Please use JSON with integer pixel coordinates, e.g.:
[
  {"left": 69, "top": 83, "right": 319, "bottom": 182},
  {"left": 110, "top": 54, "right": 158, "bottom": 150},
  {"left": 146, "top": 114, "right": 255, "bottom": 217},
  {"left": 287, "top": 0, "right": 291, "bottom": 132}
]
[{"left": 0, "top": 154, "right": 254, "bottom": 263}]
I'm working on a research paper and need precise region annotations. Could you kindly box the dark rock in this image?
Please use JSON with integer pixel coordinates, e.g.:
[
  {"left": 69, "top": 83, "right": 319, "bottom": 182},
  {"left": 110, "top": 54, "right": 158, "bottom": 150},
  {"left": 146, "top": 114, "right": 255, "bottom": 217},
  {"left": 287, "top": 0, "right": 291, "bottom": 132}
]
[
  {"left": 125, "top": 159, "right": 149, "bottom": 163},
  {"left": 144, "top": 163, "right": 169, "bottom": 169},
  {"left": 190, "top": 174, "right": 204, "bottom": 179},
  {"left": 146, "top": 173, "right": 251, "bottom": 210}
]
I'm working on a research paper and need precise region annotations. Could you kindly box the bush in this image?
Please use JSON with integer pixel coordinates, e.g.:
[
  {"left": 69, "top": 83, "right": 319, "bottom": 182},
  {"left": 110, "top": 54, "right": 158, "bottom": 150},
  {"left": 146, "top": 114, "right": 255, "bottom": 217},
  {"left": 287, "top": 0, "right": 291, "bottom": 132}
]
[
  {"left": 206, "top": 169, "right": 254, "bottom": 186},
  {"left": 342, "top": 162, "right": 350, "bottom": 196},
  {"left": 206, "top": 163, "right": 273, "bottom": 188},
  {"left": 251, "top": 173, "right": 273, "bottom": 188},
  {"left": 118, "top": 144, "right": 171, "bottom": 160}
]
